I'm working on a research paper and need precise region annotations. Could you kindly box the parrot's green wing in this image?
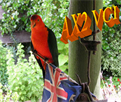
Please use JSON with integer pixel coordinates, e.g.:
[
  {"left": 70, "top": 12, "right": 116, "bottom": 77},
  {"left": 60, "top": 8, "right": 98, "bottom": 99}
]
[{"left": 47, "top": 27, "right": 59, "bottom": 67}]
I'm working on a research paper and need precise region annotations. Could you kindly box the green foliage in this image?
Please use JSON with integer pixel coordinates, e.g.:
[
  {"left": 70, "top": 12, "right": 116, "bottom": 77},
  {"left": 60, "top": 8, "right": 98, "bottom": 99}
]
[
  {"left": 0, "top": 83, "right": 19, "bottom": 102},
  {"left": 0, "top": 0, "right": 32, "bottom": 34},
  {"left": 7, "top": 43, "right": 43, "bottom": 102},
  {"left": 103, "top": 0, "right": 121, "bottom": 7},
  {"left": 0, "top": 0, "right": 69, "bottom": 36},
  {"left": 0, "top": 41, "right": 8, "bottom": 86},
  {"left": 58, "top": 42, "right": 68, "bottom": 73},
  {"left": 101, "top": 29, "right": 121, "bottom": 76},
  {"left": 102, "top": 0, "right": 121, "bottom": 77}
]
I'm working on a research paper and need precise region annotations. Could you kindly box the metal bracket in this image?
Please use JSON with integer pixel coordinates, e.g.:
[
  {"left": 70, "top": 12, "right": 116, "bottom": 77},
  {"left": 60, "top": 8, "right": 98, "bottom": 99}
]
[
  {"left": 78, "top": 37, "right": 101, "bottom": 51},
  {"left": 78, "top": 37, "right": 101, "bottom": 85}
]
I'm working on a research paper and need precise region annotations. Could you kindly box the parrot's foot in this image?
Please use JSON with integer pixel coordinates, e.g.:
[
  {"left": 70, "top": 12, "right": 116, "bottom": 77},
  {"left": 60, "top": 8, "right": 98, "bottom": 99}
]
[
  {"left": 31, "top": 47, "right": 37, "bottom": 54},
  {"left": 44, "top": 58, "right": 49, "bottom": 63}
]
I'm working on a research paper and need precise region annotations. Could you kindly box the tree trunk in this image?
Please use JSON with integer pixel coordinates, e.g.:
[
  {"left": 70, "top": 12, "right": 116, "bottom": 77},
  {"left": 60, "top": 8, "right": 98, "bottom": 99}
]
[{"left": 68, "top": 0, "right": 103, "bottom": 99}]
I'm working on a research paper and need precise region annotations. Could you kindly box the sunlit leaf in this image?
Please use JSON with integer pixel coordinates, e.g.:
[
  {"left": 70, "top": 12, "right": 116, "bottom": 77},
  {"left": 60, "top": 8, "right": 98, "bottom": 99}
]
[{"left": 59, "top": 54, "right": 68, "bottom": 66}]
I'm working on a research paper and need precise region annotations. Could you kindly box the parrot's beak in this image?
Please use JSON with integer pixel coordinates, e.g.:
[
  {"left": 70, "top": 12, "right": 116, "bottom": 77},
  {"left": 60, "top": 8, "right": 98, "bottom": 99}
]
[
  {"left": 33, "top": 23, "right": 36, "bottom": 28},
  {"left": 31, "top": 21, "right": 36, "bottom": 28}
]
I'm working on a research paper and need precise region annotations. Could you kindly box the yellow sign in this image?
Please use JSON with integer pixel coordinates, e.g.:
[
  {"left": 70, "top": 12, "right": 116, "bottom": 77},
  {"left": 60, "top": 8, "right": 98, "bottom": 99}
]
[{"left": 60, "top": 6, "right": 120, "bottom": 44}]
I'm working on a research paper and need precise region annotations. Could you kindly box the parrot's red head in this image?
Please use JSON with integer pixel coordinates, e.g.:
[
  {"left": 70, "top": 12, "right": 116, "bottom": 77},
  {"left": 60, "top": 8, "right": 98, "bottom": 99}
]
[{"left": 30, "top": 15, "right": 44, "bottom": 29}]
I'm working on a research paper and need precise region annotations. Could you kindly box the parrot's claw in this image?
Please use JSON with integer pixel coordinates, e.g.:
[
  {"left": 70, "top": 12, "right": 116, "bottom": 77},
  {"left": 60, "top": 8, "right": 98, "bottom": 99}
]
[
  {"left": 32, "top": 49, "right": 49, "bottom": 64},
  {"left": 32, "top": 49, "right": 37, "bottom": 54},
  {"left": 44, "top": 58, "right": 49, "bottom": 63}
]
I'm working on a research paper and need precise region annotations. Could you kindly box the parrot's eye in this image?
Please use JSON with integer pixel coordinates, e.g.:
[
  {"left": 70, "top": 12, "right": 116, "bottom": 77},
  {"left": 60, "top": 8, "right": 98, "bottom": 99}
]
[{"left": 38, "top": 19, "right": 39, "bottom": 21}]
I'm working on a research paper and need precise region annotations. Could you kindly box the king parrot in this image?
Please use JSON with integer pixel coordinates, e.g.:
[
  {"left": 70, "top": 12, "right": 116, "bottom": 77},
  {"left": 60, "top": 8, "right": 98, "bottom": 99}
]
[{"left": 30, "top": 15, "right": 59, "bottom": 78}]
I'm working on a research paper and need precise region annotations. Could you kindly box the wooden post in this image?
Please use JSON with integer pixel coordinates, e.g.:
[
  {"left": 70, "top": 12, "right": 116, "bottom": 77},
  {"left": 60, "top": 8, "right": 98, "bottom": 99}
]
[{"left": 68, "top": 0, "right": 103, "bottom": 99}]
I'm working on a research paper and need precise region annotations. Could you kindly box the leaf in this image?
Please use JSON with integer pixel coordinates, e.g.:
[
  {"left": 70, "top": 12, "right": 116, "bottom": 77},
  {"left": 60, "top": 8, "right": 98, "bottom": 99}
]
[
  {"left": 58, "top": 42, "right": 65, "bottom": 51},
  {"left": 35, "top": 74, "right": 40, "bottom": 80},
  {"left": 21, "top": 96, "right": 24, "bottom": 100},
  {"left": 21, "top": 85, "right": 25, "bottom": 90},
  {"left": 27, "top": 92, "right": 32, "bottom": 98},
  {"left": 59, "top": 54, "right": 68, "bottom": 66},
  {"left": 31, "top": 97, "right": 36, "bottom": 102},
  {"left": 28, "top": 79, "right": 32, "bottom": 84},
  {"left": 59, "top": 65, "right": 68, "bottom": 72},
  {"left": 15, "top": 87, "right": 19, "bottom": 90}
]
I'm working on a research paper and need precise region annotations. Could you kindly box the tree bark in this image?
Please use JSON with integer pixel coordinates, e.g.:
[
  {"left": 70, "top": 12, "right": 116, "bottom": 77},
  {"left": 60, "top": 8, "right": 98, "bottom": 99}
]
[{"left": 68, "top": 0, "right": 103, "bottom": 99}]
